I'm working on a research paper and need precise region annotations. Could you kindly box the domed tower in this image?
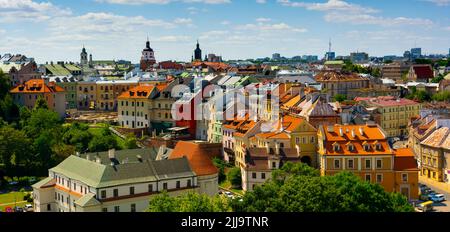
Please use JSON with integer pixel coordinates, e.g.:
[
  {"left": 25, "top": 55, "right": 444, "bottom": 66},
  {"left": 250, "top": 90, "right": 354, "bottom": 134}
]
[
  {"left": 194, "top": 40, "right": 202, "bottom": 61},
  {"left": 140, "top": 38, "right": 156, "bottom": 71},
  {"left": 80, "top": 46, "right": 88, "bottom": 66}
]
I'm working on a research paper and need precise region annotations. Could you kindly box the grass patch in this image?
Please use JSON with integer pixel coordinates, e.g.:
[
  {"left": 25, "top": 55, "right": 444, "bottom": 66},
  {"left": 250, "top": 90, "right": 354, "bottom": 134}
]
[{"left": 0, "top": 192, "right": 29, "bottom": 212}]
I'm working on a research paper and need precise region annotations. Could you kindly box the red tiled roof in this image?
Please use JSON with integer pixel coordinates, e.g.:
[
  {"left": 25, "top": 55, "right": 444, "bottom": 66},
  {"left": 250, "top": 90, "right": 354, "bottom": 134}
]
[
  {"left": 412, "top": 65, "right": 433, "bottom": 79},
  {"left": 394, "top": 148, "right": 418, "bottom": 171},
  {"left": 170, "top": 141, "right": 220, "bottom": 176},
  {"left": 355, "top": 96, "right": 419, "bottom": 107}
]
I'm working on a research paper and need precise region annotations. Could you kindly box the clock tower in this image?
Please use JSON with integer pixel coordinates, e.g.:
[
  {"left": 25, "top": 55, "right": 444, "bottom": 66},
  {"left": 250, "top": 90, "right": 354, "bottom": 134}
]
[{"left": 140, "top": 38, "right": 156, "bottom": 71}]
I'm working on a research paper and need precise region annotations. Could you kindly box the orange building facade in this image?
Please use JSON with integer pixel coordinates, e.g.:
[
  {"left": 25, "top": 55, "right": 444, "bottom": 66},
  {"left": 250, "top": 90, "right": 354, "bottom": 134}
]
[
  {"left": 318, "top": 124, "right": 419, "bottom": 200},
  {"left": 10, "top": 79, "right": 66, "bottom": 117}
]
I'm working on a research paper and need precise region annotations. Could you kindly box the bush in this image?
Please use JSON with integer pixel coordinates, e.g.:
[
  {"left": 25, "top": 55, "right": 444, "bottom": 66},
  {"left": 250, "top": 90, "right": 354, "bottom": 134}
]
[{"left": 227, "top": 167, "right": 242, "bottom": 189}]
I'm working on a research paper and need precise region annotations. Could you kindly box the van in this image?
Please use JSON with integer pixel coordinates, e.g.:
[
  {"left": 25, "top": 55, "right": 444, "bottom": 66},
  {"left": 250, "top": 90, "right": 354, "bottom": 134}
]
[
  {"left": 431, "top": 194, "right": 445, "bottom": 203},
  {"left": 416, "top": 201, "right": 434, "bottom": 212}
]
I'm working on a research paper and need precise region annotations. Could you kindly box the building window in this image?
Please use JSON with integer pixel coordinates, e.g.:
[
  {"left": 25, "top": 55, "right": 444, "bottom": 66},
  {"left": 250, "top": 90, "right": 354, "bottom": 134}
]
[
  {"left": 113, "top": 189, "right": 118, "bottom": 197},
  {"left": 176, "top": 181, "right": 181, "bottom": 189},
  {"left": 376, "top": 174, "right": 383, "bottom": 183},
  {"left": 402, "top": 173, "right": 408, "bottom": 182},
  {"left": 272, "top": 162, "right": 276, "bottom": 169},
  {"left": 131, "top": 204, "right": 136, "bottom": 212},
  {"left": 348, "top": 159, "right": 354, "bottom": 169},
  {"left": 114, "top": 206, "right": 120, "bottom": 212},
  {"left": 101, "top": 190, "right": 106, "bottom": 199},
  {"left": 334, "top": 159, "right": 340, "bottom": 169},
  {"left": 47, "top": 204, "right": 51, "bottom": 211},
  {"left": 376, "top": 159, "right": 382, "bottom": 169},
  {"left": 163, "top": 183, "right": 168, "bottom": 190},
  {"left": 73, "top": 183, "right": 76, "bottom": 190},
  {"left": 252, "top": 172, "right": 257, "bottom": 179},
  {"left": 148, "top": 184, "right": 153, "bottom": 192},
  {"left": 55, "top": 192, "right": 57, "bottom": 200},
  {"left": 187, "top": 180, "right": 192, "bottom": 187},
  {"left": 102, "top": 208, "right": 108, "bottom": 212},
  {"left": 129, "top": 187, "right": 135, "bottom": 195},
  {"left": 261, "top": 173, "right": 266, "bottom": 179},
  {"left": 365, "top": 174, "right": 371, "bottom": 182},
  {"left": 365, "top": 159, "right": 371, "bottom": 169}
]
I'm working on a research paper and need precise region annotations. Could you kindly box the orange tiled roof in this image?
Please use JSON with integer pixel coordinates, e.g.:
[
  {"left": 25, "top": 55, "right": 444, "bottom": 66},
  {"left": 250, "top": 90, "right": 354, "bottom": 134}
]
[
  {"left": 322, "top": 124, "right": 392, "bottom": 156},
  {"left": 118, "top": 85, "right": 155, "bottom": 99},
  {"left": 394, "top": 148, "right": 418, "bottom": 171},
  {"left": 10, "top": 79, "right": 65, "bottom": 94},
  {"left": 255, "top": 115, "right": 305, "bottom": 139},
  {"left": 169, "top": 141, "right": 220, "bottom": 176}
]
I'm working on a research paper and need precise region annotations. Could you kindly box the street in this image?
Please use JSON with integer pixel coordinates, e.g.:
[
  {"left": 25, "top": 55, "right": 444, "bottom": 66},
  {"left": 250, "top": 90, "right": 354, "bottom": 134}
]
[{"left": 419, "top": 176, "right": 450, "bottom": 212}]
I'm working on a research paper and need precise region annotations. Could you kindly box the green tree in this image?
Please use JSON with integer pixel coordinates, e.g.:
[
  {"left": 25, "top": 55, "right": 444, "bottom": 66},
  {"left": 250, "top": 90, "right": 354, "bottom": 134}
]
[
  {"left": 124, "top": 133, "right": 138, "bottom": 149},
  {"left": 23, "top": 108, "right": 61, "bottom": 139},
  {"left": 333, "top": 94, "right": 347, "bottom": 103},
  {"left": 0, "top": 126, "right": 32, "bottom": 173},
  {"left": 212, "top": 157, "right": 227, "bottom": 183},
  {"left": 227, "top": 167, "right": 242, "bottom": 188},
  {"left": 62, "top": 123, "right": 92, "bottom": 152},
  {"left": 233, "top": 162, "right": 413, "bottom": 212},
  {"left": 88, "top": 135, "right": 118, "bottom": 152},
  {"left": 148, "top": 192, "right": 178, "bottom": 212},
  {"left": 0, "top": 70, "right": 11, "bottom": 99},
  {"left": 34, "top": 96, "right": 48, "bottom": 110},
  {"left": 148, "top": 192, "right": 232, "bottom": 212},
  {"left": 432, "top": 91, "right": 450, "bottom": 102}
]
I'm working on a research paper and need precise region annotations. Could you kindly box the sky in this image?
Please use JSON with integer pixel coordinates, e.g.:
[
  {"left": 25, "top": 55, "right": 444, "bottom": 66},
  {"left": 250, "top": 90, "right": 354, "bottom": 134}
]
[{"left": 0, "top": 0, "right": 449, "bottom": 64}]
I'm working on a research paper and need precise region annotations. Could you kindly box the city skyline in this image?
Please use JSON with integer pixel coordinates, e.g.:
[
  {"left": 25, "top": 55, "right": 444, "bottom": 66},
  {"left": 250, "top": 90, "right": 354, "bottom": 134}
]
[{"left": 0, "top": 0, "right": 449, "bottom": 63}]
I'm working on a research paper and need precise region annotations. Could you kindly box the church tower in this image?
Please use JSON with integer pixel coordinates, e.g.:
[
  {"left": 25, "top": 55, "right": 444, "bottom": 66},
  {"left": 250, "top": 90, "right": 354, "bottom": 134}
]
[
  {"left": 140, "top": 38, "right": 156, "bottom": 71},
  {"left": 194, "top": 40, "right": 202, "bottom": 61},
  {"left": 80, "top": 46, "right": 88, "bottom": 66}
]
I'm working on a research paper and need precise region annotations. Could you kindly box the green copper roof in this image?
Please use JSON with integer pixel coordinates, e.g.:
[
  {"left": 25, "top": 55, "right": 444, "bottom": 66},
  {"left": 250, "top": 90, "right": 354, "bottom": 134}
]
[
  {"left": 324, "top": 60, "right": 344, "bottom": 65},
  {"left": 32, "top": 177, "right": 54, "bottom": 189},
  {"left": 65, "top": 64, "right": 82, "bottom": 72},
  {"left": 75, "top": 193, "right": 101, "bottom": 207},
  {"left": 50, "top": 148, "right": 194, "bottom": 188},
  {"left": 45, "top": 64, "right": 71, "bottom": 76}
]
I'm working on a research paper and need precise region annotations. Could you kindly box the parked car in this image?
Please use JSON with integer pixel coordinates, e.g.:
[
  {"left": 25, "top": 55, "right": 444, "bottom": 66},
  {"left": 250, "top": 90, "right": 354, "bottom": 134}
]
[
  {"left": 13, "top": 207, "right": 24, "bottom": 212},
  {"left": 415, "top": 201, "right": 434, "bottom": 212},
  {"left": 24, "top": 204, "right": 34, "bottom": 212},
  {"left": 431, "top": 194, "right": 446, "bottom": 203}
]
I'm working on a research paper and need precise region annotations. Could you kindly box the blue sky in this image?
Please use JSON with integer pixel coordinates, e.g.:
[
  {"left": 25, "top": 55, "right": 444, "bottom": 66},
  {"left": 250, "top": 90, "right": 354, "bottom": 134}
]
[{"left": 0, "top": 0, "right": 449, "bottom": 63}]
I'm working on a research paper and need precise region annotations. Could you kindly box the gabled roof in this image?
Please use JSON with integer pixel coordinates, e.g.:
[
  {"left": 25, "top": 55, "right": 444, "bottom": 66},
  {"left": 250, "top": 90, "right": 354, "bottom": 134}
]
[
  {"left": 10, "top": 79, "right": 65, "bottom": 94},
  {"left": 412, "top": 65, "right": 433, "bottom": 79},
  {"left": 75, "top": 193, "right": 101, "bottom": 207},
  {"left": 421, "top": 127, "right": 450, "bottom": 149},
  {"left": 170, "top": 141, "right": 220, "bottom": 176},
  {"left": 50, "top": 148, "right": 194, "bottom": 188}
]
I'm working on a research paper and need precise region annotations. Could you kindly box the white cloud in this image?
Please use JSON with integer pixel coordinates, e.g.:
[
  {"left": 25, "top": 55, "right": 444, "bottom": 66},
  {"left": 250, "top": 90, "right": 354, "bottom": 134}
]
[
  {"left": 221, "top": 20, "right": 231, "bottom": 25},
  {"left": 96, "top": 0, "right": 230, "bottom": 5},
  {"left": 49, "top": 12, "right": 176, "bottom": 36},
  {"left": 256, "top": 17, "right": 271, "bottom": 22},
  {"left": 426, "top": 0, "right": 450, "bottom": 6},
  {"left": 324, "top": 12, "right": 434, "bottom": 27},
  {"left": 278, "top": 0, "right": 434, "bottom": 27},
  {"left": 236, "top": 22, "right": 307, "bottom": 33},
  {"left": 277, "top": 0, "right": 377, "bottom": 13},
  {"left": 256, "top": 0, "right": 266, "bottom": 3},
  {"left": 0, "top": 0, "right": 71, "bottom": 22}
]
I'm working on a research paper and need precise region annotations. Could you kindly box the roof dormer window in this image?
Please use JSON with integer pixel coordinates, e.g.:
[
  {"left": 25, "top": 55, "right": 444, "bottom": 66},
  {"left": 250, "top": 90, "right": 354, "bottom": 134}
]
[{"left": 333, "top": 143, "right": 340, "bottom": 152}]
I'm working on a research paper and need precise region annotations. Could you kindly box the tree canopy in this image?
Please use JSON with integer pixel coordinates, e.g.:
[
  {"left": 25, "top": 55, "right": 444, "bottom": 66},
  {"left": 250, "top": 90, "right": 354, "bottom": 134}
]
[
  {"left": 148, "top": 192, "right": 232, "bottom": 212},
  {"left": 232, "top": 162, "right": 414, "bottom": 212}
]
